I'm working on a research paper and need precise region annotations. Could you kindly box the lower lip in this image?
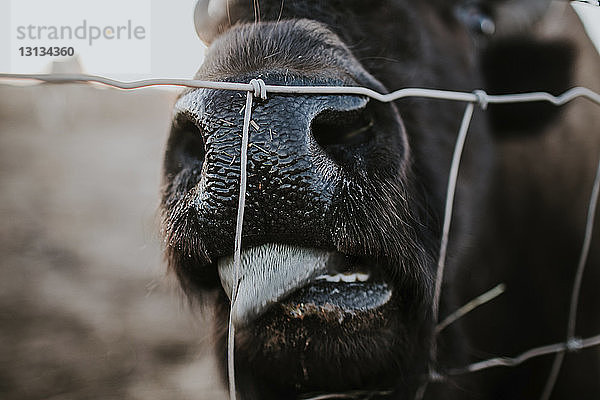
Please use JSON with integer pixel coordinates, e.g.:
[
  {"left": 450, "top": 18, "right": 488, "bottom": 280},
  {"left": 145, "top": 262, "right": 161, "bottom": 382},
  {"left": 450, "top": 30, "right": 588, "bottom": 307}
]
[{"left": 278, "top": 280, "right": 393, "bottom": 318}]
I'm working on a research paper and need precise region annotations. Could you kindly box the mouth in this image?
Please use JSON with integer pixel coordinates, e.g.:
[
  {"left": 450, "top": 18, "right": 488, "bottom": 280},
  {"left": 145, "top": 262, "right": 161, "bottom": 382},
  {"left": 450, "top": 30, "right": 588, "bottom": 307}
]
[{"left": 217, "top": 243, "right": 393, "bottom": 326}]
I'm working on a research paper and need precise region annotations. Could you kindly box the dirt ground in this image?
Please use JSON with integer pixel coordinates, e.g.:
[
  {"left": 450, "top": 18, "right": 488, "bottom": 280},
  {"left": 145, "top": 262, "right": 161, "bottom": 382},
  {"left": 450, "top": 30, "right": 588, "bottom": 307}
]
[{"left": 0, "top": 83, "right": 227, "bottom": 400}]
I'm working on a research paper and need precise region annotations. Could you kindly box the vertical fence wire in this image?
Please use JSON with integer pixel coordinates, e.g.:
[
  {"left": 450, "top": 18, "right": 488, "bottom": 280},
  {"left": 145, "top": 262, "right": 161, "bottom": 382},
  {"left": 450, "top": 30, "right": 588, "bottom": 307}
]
[
  {"left": 540, "top": 155, "right": 600, "bottom": 400},
  {"left": 416, "top": 101, "right": 475, "bottom": 400},
  {"left": 227, "top": 89, "right": 255, "bottom": 400},
  {"left": 431, "top": 101, "right": 475, "bottom": 345}
]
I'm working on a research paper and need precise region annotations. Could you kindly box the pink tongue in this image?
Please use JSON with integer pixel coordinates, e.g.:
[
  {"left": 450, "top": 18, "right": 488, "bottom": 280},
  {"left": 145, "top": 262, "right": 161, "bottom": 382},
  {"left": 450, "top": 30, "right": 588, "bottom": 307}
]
[{"left": 217, "top": 244, "right": 337, "bottom": 325}]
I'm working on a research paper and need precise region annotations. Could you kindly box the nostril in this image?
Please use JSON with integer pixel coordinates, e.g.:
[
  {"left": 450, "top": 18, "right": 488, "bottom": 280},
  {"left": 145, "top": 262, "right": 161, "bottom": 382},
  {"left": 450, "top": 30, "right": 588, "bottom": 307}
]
[
  {"left": 311, "top": 106, "right": 375, "bottom": 164},
  {"left": 165, "top": 112, "right": 206, "bottom": 176},
  {"left": 312, "top": 108, "right": 374, "bottom": 147}
]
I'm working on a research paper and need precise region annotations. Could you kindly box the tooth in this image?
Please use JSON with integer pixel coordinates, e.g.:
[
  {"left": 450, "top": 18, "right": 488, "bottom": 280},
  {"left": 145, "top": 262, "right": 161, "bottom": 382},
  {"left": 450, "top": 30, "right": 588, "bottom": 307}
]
[
  {"left": 316, "top": 274, "right": 342, "bottom": 282},
  {"left": 356, "top": 273, "right": 370, "bottom": 282},
  {"left": 317, "top": 272, "right": 370, "bottom": 283}
]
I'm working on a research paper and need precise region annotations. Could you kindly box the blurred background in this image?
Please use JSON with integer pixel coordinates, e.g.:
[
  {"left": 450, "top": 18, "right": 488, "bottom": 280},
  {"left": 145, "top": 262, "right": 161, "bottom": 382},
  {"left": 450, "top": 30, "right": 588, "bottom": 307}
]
[
  {"left": 0, "top": 84, "right": 226, "bottom": 399},
  {"left": 0, "top": 1, "right": 231, "bottom": 399},
  {"left": 1, "top": 0, "right": 206, "bottom": 80},
  {"left": 0, "top": 1, "right": 598, "bottom": 400}
]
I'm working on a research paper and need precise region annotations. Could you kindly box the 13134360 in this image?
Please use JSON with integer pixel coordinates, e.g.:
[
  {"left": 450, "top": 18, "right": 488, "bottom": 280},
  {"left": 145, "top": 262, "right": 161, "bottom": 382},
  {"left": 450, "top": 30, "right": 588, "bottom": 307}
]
[{"left": 18, "top": 47, "right": 75, "bottom": 57}]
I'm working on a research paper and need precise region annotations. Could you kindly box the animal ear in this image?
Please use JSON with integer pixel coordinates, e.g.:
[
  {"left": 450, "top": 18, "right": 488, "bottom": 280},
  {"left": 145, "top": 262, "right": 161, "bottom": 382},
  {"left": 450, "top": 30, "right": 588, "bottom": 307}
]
[
  {"left": 458, "top": 0, "right": 555, "bottom": 36},
  {"left": 194, "top": 0, "right": 240, "bottom": 44}
]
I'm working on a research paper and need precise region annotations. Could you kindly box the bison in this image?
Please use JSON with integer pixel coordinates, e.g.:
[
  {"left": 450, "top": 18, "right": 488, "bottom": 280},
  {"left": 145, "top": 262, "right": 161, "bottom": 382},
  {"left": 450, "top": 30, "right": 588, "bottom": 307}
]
[{"left": 161, "top": 1, "right": 600, "bottom": 399}]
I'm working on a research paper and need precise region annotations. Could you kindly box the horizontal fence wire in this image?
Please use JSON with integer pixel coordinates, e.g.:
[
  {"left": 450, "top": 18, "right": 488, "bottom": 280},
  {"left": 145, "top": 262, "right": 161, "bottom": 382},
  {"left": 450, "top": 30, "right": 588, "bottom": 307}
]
[
  {"left": 1, "top": 73, "right": 600, "bottom": 107},
  {"left": 448, "top": 334, "right": 600, "bottom": 375},
  {"left": 2, "top": 73, "right": 600, "bottom": 400}
]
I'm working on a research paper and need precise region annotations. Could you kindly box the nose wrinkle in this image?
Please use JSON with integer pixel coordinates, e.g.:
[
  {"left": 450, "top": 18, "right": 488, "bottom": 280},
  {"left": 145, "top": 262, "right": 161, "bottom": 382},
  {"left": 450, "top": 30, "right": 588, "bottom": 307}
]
[
  {"left": 180, "top": 83, "right": 371, "bottom": 254},
  {"left": 200, "top": 96, "right": 323, "bottom": 236}
]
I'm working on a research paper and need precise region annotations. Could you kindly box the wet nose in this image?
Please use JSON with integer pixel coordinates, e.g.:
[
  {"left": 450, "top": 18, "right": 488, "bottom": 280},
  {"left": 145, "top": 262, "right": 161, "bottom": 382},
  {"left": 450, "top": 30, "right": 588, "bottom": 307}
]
[{"left": 164, "top": 84, "right": 376, "bottom": 254}]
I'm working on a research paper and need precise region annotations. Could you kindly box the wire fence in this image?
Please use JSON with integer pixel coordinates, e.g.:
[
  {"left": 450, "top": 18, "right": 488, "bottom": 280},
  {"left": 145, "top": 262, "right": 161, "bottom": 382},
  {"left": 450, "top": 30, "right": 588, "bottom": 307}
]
[{"left": 1, "top": 73, "right": 600, "bottom": 400}]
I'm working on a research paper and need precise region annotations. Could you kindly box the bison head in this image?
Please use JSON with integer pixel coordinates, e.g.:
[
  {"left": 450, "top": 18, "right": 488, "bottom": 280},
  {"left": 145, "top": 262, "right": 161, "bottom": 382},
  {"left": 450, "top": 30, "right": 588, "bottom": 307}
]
[{"left": 161, "top": 1, "right": 587, "bottom": 398}]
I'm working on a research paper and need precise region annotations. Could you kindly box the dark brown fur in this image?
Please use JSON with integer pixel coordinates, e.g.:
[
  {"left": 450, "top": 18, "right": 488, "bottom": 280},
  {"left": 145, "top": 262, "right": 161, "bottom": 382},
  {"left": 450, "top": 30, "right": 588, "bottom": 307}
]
[{"left": 162, "top": 1, "right": 600, "bottom": 398}]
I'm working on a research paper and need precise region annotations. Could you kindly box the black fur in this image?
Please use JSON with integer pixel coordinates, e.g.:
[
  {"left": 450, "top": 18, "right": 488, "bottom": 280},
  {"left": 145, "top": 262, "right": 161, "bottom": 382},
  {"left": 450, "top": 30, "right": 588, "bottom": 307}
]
[
  {"left": 482, "top": 37, "right": 576, "bottom": 135},
  {"left": 161, "top": 1, "right": 600, "bottom": 399}
]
